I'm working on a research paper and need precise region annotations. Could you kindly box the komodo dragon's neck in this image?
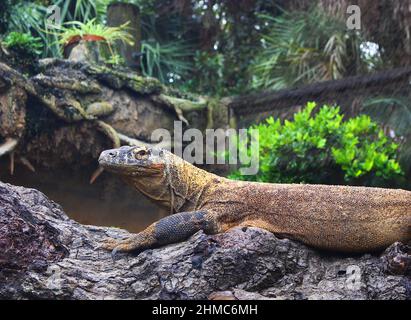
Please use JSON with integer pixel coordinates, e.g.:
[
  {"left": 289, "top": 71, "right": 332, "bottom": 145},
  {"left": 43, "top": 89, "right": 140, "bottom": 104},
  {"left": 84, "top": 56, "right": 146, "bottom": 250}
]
[{"left": 123, "top": 153, "right": 220, "bottom": 214}]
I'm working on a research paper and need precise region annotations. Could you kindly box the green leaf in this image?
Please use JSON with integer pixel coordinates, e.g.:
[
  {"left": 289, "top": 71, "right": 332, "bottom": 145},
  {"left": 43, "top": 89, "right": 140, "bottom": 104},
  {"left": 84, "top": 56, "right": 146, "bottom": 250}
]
[{"left": 229, "top": 102, "right": 403, "bottom": 186}]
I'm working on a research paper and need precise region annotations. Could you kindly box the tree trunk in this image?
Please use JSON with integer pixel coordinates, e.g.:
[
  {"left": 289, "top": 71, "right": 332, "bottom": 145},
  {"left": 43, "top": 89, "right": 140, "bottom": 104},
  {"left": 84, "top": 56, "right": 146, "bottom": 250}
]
[
  {"left": 0, "top": 181, "right": 409, "bottom": 300},
  {"left": 107, "top": 2, "right": 141, "bottom": 69}
]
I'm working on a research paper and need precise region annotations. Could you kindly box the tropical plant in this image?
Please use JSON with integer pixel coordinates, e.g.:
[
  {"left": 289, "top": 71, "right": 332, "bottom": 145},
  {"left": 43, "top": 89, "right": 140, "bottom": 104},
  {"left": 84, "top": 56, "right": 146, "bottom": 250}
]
[
  {"left": 8, "top": 2, "right": 54, "bottom": 54},
  {"left": 182, "top": 50, "right": 225, "bottom": 96},
  {"left": 0, "top": 0, "right": 14, "bottom": 34},
  {"left": 105, "top": 53, "right": 125, "bottom": 66},
  {"left": 5, "top": 0, "right": 111, "bottom": 57},
  {"left": 140, "top": 39, "right": 194, "bottom": 84},
  {"left": 50, "top": 18, "right": 133, "bottom": 64},
  {"left": 52, "top": 0, "right": 111, "bottom": 23},
  {"left": 229, "top": 102, "right": 403, "bottom": 187},
  {"left": 0, "top": 30, "right": 43, "bottom": 73},
  {"left": 55, "top": 19, "right": 134, "bottom": 46},
  {"left": 250, "top": 8, "right": 365, "bottom": 90},
  {"left": 2, "top": 31, "right": 43, "bottom": 56}
]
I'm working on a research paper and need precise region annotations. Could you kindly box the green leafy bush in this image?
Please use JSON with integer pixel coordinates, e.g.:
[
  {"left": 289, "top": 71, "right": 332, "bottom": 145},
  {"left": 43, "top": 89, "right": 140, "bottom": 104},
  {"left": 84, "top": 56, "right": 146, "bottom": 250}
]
[
  {"left": 3, "top": 31, "right": 42, "bottom": 56},
  {"left": 229, "top": 102, "right": 403, "bottom": 187}
]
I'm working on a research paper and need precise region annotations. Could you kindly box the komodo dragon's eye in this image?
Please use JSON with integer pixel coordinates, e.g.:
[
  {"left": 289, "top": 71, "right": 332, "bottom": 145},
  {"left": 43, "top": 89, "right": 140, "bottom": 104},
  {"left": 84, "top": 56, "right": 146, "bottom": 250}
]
[{"left": 133, "top": 148, "right": 149, "bottom": 159}]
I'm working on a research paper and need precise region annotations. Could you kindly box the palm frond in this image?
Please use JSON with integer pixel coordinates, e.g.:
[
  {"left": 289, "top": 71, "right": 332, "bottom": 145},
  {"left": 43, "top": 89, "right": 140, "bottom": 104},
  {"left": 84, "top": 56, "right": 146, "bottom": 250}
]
[{"left": 250, "top": 7, "right": 365, "bottom": 90}]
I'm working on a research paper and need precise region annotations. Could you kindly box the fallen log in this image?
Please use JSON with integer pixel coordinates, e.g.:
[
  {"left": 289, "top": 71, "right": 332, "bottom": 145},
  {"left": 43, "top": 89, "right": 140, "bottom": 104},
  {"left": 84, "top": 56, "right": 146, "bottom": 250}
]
[{"left": 0, "top": 181, "right": 410, "bottom": 300}]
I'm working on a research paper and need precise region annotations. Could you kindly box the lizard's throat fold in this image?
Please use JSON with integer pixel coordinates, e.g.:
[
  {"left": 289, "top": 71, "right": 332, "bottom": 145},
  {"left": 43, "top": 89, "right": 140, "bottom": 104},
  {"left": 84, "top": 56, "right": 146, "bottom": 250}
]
[{"left": 122, "top": 170, "right": 174, "bottom": 211}]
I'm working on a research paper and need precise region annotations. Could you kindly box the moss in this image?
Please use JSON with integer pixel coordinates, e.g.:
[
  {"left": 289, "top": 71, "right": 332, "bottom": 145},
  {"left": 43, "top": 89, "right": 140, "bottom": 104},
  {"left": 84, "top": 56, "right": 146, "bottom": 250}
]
[
  {"left": 85, "top": 64, "right": 164, "bottom": 94},
  {"left": 32, "top": 74, "right": 102, "bottom": 94}
]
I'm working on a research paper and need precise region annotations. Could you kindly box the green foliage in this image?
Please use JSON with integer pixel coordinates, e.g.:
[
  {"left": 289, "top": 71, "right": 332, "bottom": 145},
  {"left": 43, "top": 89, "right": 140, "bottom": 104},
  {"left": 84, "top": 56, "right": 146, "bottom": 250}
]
[
  {"left": 8, "top": 2, "right": 53, "bottom": 54},
  {"left": 0, "top": 0, "right": 15, "bottom": 34},
  {"left": 52, "top": 0, "right": 110, "bottom": 23},
  {"left": 46, "top": 18, "right": 133, "bottom": 65},
  {"left": 250, "top": 8, "right": 365, "bottom": 90},
  {"left": 229, "top": 102, "right": 403, "bottom": 186},
  {"left": 140, "top": 39, "right": 194, "bottom": 84},
  {"left": 110, "top": 0, "right": 156, "bottom": 15},
  {"left": 182, "top": 51, "right": 225, "bottom": 96},
  {"left": 54, "top": 19, "right": 134, "bottom": 46},
  {"left": 105, "top": 53, "right": 125, "bottom": 66},
  {"left": 0, "top": 1, "right": 391, "bottom": 97},
  {"left": 122, "top": 0, "right": 276, "bottom": 94},
  {"left": 5, "top": 0, "right": 110, "bottom": 57},
  {"left": 3, "top": 31, "right": 43, "bottom": 56},
  {"left": 1, "top": 30, "right": 43, "bottom": 73}
]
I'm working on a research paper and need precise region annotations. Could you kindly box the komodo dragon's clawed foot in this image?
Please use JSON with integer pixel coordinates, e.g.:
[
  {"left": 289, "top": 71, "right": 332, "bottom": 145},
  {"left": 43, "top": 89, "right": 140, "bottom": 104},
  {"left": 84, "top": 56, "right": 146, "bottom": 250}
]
[
  {"left": 99, "top": 238, "right": 123, "bottom": 251},
  {"left": 99, "top": 236, "right": 143, "bottom": 252},
  {"left": 99, "top": 236, "right": 147, "bottom": 260},
  {"left": 98, "top": 211, "right": 219, "bottom": 260}
]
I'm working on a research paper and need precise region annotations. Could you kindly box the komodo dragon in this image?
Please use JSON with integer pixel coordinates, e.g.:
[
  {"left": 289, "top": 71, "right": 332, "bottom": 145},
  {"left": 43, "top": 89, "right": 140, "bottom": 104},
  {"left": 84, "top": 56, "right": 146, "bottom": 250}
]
[{"left": 98, "top": 145, "right": 411, "bottom": 255}]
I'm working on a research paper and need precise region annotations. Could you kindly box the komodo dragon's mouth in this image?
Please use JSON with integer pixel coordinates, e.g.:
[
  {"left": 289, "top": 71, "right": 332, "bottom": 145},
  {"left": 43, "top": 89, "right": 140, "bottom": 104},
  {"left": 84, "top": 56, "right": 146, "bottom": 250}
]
[{"left": 98, "top": 150, "right": 165, "bottom": 176}]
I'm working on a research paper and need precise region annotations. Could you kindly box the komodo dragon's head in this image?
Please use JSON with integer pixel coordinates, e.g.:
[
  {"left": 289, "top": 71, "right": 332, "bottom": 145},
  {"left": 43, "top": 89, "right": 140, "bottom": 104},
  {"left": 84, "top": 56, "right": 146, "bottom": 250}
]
[
  {"left": 98, "top": 145, "right": 208, "bottom": 212},
  {"left": 99, "top": 145, "right": 175, "bottom": 209},
  {"left": 99, "top": 145, "right": 169, "bottom": 177}
]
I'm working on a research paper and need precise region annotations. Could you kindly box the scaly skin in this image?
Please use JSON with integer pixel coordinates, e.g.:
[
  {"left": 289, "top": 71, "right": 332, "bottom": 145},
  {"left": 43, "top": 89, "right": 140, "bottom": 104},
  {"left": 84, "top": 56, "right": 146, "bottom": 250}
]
[{"left": 98, "top": 145, "right": 411, "bottom": 255}]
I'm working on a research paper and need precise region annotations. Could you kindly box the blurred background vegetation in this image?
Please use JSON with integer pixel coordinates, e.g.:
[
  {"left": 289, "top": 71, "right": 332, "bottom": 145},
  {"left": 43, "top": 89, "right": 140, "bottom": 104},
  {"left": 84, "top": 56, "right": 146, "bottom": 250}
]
[{"left": 2, "top": 0, "right": 411, "bottom": 96}]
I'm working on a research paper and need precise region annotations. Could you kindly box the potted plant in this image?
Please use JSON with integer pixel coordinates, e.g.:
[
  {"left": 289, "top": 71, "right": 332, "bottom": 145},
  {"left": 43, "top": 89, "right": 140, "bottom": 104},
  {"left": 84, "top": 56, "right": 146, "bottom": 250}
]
[{"left": 55, "top": 19, "right": 134, "bottom": 65}]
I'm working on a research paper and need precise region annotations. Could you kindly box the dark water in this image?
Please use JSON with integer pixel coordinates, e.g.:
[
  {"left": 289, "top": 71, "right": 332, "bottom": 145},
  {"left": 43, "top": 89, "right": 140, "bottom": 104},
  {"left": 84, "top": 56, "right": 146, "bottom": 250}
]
[{"left": 0, "top": 162, "right": 166, "bottom": 233}]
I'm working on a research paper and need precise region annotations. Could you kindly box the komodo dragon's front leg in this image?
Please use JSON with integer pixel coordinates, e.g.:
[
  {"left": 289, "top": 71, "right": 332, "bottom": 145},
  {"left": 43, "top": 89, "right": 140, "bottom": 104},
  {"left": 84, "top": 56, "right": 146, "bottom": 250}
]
[{"left": 101, "top": 211, "right": 218, "bottom": 256}]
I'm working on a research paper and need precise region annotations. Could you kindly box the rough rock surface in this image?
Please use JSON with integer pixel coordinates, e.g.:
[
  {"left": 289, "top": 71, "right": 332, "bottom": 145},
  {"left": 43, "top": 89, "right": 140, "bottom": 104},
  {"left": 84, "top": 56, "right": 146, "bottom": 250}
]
[{"left": 0, "top": 181, "right": 410, "bottom": 300}]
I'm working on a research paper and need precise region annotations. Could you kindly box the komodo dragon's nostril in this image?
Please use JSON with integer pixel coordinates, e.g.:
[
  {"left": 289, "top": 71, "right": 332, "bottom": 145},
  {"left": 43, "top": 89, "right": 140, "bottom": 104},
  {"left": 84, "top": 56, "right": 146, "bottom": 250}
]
[{"left": 108, "top": 152, "right": 116, "bottom": 157}]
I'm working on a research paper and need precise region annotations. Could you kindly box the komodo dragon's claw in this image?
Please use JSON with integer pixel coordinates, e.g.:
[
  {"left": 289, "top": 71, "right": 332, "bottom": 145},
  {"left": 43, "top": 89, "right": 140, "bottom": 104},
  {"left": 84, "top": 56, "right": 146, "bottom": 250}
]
[
  {"left": 99, "top": 237, "right": 136, "bottom": 261},
  {"left": 111, "top": 247, "right": 119, "bottom": 261},
  {"left": 98, "top": 238, "right": 120, "bottom": 250},
  {"left": 97, "top": 239, "right": 121, "bottom": 261}
]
